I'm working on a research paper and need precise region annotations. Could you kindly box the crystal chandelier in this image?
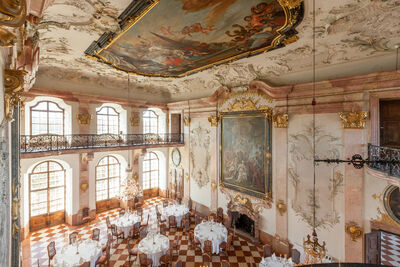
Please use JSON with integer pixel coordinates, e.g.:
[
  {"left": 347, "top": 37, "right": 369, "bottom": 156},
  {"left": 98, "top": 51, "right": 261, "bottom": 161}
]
[{"left": 303, "top": 0, "right": 326, "bottom": 263}]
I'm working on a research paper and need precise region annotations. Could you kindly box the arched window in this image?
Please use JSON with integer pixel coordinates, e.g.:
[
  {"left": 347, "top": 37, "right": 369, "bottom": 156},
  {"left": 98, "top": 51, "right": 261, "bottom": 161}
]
[
  {"left": 30, "top": 101, "right": 64, "bottom": 135},
  {"left": 97, "top": 106, "right": 120, "bottom": 134},
  {"left": 96, "top": 155, "right": 120, "bottom": 201},
  {"left": 29, "top": 161, "right": 65, "bottom": 217},
  {"left": 143, "top": 152, "right": 159, "bottom": 190},
  {"left": 143, "top": 110, "right": 158, "bottom": 134}
]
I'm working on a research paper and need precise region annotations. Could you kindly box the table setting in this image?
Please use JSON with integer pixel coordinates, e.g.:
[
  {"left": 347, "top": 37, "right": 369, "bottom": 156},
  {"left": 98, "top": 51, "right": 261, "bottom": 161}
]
[
  {"left": 138, "top": 231, "right": 170, "bottom": 266},
  {"left": 194, "top": 218, "right": 228, "bottom": 254},
  {"left": 259, "top": 253, "right": 295, "bottom": 267},
  {"left": 161, "top": 204, "right": 189, "bottom": 227},
  {"left": 113, "top": 211, "right": 141, "bottom": 237},
  {"left": 52, "top": 238, "right": 102, "bottom": 267}
]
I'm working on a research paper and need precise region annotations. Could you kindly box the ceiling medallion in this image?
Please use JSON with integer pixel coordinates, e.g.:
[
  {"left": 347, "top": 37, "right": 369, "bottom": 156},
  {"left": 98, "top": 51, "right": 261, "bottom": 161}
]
[{"left": 85, "top": 0, "right": 304, "bottom": 78}]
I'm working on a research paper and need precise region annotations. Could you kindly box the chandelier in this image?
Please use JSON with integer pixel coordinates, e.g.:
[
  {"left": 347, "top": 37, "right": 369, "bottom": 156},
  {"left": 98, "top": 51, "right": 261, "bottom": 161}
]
[
  {"left": 303, "top": 0, "right": 326, "bottom": 263},
  {"left": 120, "top": 171, "right": 143, "bottom": 200}
]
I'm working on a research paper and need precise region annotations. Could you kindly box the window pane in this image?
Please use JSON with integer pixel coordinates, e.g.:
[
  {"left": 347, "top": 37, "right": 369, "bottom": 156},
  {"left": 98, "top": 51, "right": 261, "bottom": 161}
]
[
  {"left": 109, "top": 178, "right": 119, "bottom": 198},
  {"left": 96, "top": 179, "right": 107, "bottom": 201},
  {"left": 143, "top": 172, "right": 150, "bottom": 190},
  {"left": 48, "top": 102, "right": 62, "bottom": 111},
  {"left": 49, "top": 187, "right": 64, "bottom": 212},
  {"left": 49, "top": 162, "right": 62, "bottom": 171},
  {"left": 49, "top": 171, "right": 64, "bottom": 187},
  {"left": 31, "top": 173, "right": 48, "bottom": 190},
  {"left": 96, "top": 166, "right": 107, "bottom": 179},
  {"left": 31, "top": 190, "right": 47, "bottom": 216}
]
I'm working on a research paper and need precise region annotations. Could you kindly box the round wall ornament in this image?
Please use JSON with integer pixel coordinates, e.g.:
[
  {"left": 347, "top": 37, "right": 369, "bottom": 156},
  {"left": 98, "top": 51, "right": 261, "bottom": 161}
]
[
  {"left": 172, "top": 148, "right": 181, "bottom": 167},
  {"left": 383, "top": 185, "right": 400, "bottom": 225}
]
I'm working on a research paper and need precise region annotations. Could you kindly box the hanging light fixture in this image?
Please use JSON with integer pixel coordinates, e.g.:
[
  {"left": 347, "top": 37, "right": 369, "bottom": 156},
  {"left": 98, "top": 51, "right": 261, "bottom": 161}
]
[
  {"left": 303, "top": 0, "right": 326, "bottom": 263},
  {"left": 120, "top": 74, "right": 143, "bottom": 201}
]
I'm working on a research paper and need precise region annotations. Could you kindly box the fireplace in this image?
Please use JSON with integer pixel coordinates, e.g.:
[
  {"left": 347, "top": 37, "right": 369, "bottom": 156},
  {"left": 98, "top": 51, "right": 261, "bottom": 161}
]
[{"left": 232, "top": 212, "right": 255, "bottom": 237}]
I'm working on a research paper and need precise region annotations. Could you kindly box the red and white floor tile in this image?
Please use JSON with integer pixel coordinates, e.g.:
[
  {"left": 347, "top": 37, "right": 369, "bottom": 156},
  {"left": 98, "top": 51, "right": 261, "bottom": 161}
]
[{"left": 22, "top": 197, "right": 263, "bottom": 266}]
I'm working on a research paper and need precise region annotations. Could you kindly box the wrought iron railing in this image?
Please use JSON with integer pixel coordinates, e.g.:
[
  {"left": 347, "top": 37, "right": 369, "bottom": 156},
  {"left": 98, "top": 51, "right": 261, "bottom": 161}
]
[
  {"left": 368, "top": 143, "right": 400, "bottom": 178},
  {"left": 20, "top": 133, "right": 184, "bottom": 153}
]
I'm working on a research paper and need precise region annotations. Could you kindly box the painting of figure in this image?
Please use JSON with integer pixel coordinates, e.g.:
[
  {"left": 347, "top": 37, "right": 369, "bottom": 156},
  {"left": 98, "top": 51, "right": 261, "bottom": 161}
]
[
  {"left": 220, "top": 112, "right": 272, "bottom": 198},
  {"left": 91, "top": 0, "right": 303, "bottom": 77}
]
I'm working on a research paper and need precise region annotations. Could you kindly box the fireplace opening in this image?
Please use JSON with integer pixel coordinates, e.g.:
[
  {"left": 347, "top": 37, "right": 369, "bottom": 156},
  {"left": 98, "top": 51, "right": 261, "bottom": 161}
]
[{"left": 233, "top": 212, "right": 255, "bottom": 237}]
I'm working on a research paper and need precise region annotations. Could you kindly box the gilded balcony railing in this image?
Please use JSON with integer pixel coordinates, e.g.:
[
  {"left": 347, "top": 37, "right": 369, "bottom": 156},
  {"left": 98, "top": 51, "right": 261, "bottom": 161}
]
[
  {"left": 20, "top": 133, "right": 184, "bottom": 153},
  {"left": 368, "top": 143, "right": 400, "bottom": 178}
]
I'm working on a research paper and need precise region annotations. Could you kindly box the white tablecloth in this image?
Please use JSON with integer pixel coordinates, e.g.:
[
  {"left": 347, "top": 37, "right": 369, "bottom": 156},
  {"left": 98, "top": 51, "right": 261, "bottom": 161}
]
[
  {"left": 113, "top": 213, "right": 141, "bottom": 238},
  {"left": 194, "top": 221, "right": 227, "bottom": 254},
  {"left": 53, "top": 239, "right": 102, "bottom": 267},
  {"left": 161, "top": 204, "right": 188, "bottom": 227},
  {"left": 259, "top": 254, "right": 295, "bottom": 267},
  {"left": 138, "top": 234, "right": 170, "bottom": 267}
]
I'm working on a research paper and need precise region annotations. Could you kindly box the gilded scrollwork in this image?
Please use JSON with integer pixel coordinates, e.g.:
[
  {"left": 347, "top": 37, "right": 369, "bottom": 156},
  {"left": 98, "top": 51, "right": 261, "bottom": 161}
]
[
  {"left": 208, "top": 116, "right": 219, "bottom": 127},
  {"left": 338, "top": 111, "right": 368, "bottom": 129},
  {"left": 183, "top": 116, "right": 191, "bottom": 126},
  {"left": 130, "top": 112, "right": 140, "bottom": 126},
  {"left": 220, "top": 90, "right": 273, "bottom": 113},
  {"left": 77, "top": 113, "right": 92, "bottom": 125},
  {"left": 4, "top": 69, "right": 26, "bottom": 122},
  {"left": 345, "top": 221, "right": 363, "bottom": 241},
  {"left": 0, "top": 0, "right": 26, "bottom": 47},
  {"left": 273, "top": 113, "right": 288, "bottom": 128}
]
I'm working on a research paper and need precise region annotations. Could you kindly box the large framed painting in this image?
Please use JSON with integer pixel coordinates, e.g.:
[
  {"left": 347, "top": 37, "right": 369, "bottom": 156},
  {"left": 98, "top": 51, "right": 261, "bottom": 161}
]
[
  {"left": 220, "top": 110, "right": 272, "bottom": 199},
  {"left": 384, "top": 185, "right": 400, "bottom": 225},
  {"left": 85, "top": 0, "right": 304, "bottom": 77}
]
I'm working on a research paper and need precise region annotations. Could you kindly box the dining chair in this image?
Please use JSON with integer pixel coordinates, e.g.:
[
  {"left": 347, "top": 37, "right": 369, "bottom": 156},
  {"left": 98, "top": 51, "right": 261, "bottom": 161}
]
[
  {"left": 190, "top": 206, "right": 196, "bottom": 223},
  {"left": 106, "top": 216, "right": 112, "bottom": 232},
  {"left": 102, "top": 233, "right": 112, "bottom": 252},
  {"left": 202, "top": 253, "right": 211, "bottom": 267},
  {"left": 137, "top": 207, "right": 143, "bottom": 218},
  {"left": 119, "top": 208, "right": 126, "bottom": 217},
  {"left": 157, "top": 212, "right": 166, "bottom": 224},
  {"left": 219, "top": 234, "right": 232, "bottom": 256},
  {"left": 263, "top": 244, "right": 272, "bottom": 258},
  {"left": 159, "top": 248, "right": 172, "bottom": 266},
  {"left": 177, "top": 197, "right": 182, "bottom": 205},
  {"left": 111, "top": 224, "right": 124, "bottom": 243},
  {"left": 139, "top": 253, "right": 153, "bottom": 267},
  {"left": 162, "top": 199, "right": 169, "bottom": 207},
  {"left": 189, "top": 231, "right": 201, "bottom": 250},
  {"left": 182, "top": 218, "right": 191, "bottom": 234},
  {"left": 141, "top": 214, "right": 150, "bottom": 227},
  {"left": 291, "top": 248, "right": 300, "bottom": 264},
  {"left": 217, "top": 207, "right": 224, "bottom": 223},
  {"left": 79, "top": 261, "right": 90, "bottom": 267},
  {"left": 69, "top": 231, "right": 79, "bottom": 244},
  {"left": 204, "top": 240, "right": 213, "bottom": 255},
  {"left": 139, "top": 226, "right": 148, "bottom": 239},
  {"left": 208, "top": 213, "right": 217, "bottom": 221},
  {"left": 168, "top": 215, "right": 177, "bottom": 228},
  {"left": 82, "top": 207, "right": 91, "bottom": 226},
  {"left": 174, "top": 259, "right": 183, "bottom": 267},
  {"left": 92, "top": 228, "right": 100, "bottom": 241},
  {"left": 170, "top": 233, "right": 179, "bottom": 256},
  {"left": 195, "top": 214, "right": 202, "bottom": 225},
  {"left": 160, "top": 223, "right": 167, "bottom": 235},
  {"left": 95, "top": 244, "right": 110, "bottom": 266},
  {"left": 47, "top": 241, "right": 56, "bottom": 267},
  {"left": 128, "top": 238, "right": 138, "bottom": 263},
  {"left": 188, "top": 198, "right": 193, "bottom": 211},
  {"left": 221, "top": 260, "right": 230, "bottom": 267}
]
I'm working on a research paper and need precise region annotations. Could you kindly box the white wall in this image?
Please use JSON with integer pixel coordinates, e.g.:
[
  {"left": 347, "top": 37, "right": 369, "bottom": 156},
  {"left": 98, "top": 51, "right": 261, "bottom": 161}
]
[{"left": 138, "top": 147, "right": 168, "bottom": 191}]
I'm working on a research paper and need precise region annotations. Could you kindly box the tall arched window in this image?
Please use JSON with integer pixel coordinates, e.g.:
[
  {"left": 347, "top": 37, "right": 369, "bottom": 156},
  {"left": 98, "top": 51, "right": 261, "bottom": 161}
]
[
  {"left": 143, "top": 110, "right": 158, "bottom": 134},
  {"left": 30, "top": 101, "right": 64, "bottom": 135},
  {"left": 97, "top": 106, "right": 120, "bottom": 134},
  {"left": 29, "top": 161, "right": 65, "bottom": 218},
  {"left": 96, "top": 155, "right": 120, "bottom": 201},
  {"left": 143, "top": 152, "right": 159, "bottom": 190}
]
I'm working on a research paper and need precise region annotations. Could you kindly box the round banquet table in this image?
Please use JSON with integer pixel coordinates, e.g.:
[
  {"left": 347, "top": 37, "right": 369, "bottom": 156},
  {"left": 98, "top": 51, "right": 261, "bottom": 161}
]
[
  {"left": 194, "top": 220, "right": 228, "bottom": 254},
  {"left": 113, "top": 212, "right": 141, "bottom": 238},
  {"left": 259, "top": 254, "right": 295, "bottom": 267},
  {"left": 161, "top": 204, "right": 189, "bottom": 227},
  {"left": 53, "top": 239, "right": 102, "bottom": 267},
  {"left": 138, "top": 233, "right": 170, "bottom": 267}
]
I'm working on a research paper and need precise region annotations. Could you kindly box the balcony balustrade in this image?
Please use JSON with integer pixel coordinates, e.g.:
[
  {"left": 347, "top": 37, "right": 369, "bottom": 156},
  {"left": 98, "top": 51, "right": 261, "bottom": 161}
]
[
  {"left": 20, "top": 133, "right": 184, "bottom": 153},
  {"left": 368, "top": 143, "right": 400, "bottom": 178}
]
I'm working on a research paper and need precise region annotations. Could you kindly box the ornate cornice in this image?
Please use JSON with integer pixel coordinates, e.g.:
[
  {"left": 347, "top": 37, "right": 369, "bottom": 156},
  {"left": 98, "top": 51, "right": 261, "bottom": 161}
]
[
  {"left": 273, "top": 113, "right": 288, "bottom": 128},
  {"left": 4, "top": 69, "right": 26, "bottom": 121},
  {"left": 338, "top": 111, "right": 368, "bottom": 129}
]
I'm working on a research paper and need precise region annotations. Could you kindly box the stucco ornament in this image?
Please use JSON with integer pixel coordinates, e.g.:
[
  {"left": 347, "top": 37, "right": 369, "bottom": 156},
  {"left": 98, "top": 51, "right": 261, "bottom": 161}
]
[
  {"left": 289, "top": 122, "right": 343, "bottom": 230},
  {"left": 190, "top": 123, "right": 211, "bottom": 188}
]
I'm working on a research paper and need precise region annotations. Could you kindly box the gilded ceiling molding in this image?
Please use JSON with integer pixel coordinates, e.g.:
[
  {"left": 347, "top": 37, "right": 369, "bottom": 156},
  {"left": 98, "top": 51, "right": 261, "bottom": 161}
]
[
  {"left": 345, "top": 221, "right": 363, "bottom": 241},
  {"left": 208, "top": 116, "right": 219, "bottom": 127},
  {"left": 4, "top": 69, "right": 26, "bottom": 121},
  {"left": 338, "top": 111, "right": 368, "bottom": 129},
  {"left": 0, "top": 0, "right": 26, "bottom": 47},
  {"left": 273, "top": 113, "right": 288, "bottom": 128},
  {"left": 277, "top": 0, "right": 303, "bottom": 9},
  {"left": 77, "top": 113, "right": 92, "bottom": 125}
]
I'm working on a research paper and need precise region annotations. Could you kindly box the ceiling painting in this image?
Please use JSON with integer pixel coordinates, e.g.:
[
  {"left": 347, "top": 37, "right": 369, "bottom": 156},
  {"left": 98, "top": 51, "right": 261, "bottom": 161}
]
[{"left": 86, "top": 0, "right": 304, "bottom": 77}]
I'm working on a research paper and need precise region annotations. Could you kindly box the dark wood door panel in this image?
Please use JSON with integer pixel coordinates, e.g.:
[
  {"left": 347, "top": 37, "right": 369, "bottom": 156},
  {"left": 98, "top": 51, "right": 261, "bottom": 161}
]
[
  {"left": 96, "top": 198, "right": 120, "bottom": 213},
  {"left": 380, "top": 100, "right": 400, "bottom": 148},
  {"left": 143, "top": 188, "right": 159, "bottom": 199},
  {"left": 30, "top": 210, "right": 65, "bottom": 232}
]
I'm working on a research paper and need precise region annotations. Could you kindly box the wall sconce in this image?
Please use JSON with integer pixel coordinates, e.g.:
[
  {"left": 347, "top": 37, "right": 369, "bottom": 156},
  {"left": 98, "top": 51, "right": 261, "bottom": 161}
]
[
  {"left": 345, "top": 221, "right": 363, "bottom": 241},
  {"left": 185, "top": 173, "right": 189, "bottom": 182},
  {"left": 80, "top": 182, "right": 88, "bottom": 192},
  {"left": 211, "top": 181, "right": 217, "bottom": 190},
  {"left": 276, "top": 200, "right": 287, "bottom": 216}
]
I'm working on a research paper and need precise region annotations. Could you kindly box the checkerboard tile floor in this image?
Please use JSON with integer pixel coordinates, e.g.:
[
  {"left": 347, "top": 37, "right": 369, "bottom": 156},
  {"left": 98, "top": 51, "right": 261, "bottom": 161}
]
[{"left": 22, "top": 197, "right": 263, "bottom": 266}]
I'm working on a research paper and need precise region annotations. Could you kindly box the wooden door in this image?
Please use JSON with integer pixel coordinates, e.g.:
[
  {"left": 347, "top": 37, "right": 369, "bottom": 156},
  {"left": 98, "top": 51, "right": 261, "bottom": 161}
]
[
  {"left": 365, "top": 230, "right": 380, "bottom": 264},
  {"left": 171, "top": 114, "right": 181, "bottom": 142},
  {"left": 30, "top": 211, "right": 65, "bottom": 232},
  {"left": 380, "top": 100, "right": 400, "bottom": 148},
  {"left": 143, "top": 188, "right": 159, "bottom": 199},
  {"left": 96, "top": 198, "right": 120, "bottom": 213}
]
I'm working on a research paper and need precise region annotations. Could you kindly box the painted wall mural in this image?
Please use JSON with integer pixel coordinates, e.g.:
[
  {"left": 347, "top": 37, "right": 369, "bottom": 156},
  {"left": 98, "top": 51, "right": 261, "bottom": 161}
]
[
  {"left": 190, "top": 123, "right": 211, "bottom": 188},
  {"left": 288, "top": 121, "right": 343, "bottom": 230},
  {"left": 220, "top": 111, "right": 272, "bottom": 198},
  {"left": 87, "top": 0, "right": 303, "bottom": 77}
]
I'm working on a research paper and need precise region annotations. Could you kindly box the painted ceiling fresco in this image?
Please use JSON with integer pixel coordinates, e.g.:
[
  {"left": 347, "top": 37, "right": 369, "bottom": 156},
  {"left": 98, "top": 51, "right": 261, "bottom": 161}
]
[{"left": 87, "top": 0, "right": 303, "bottom": 77}]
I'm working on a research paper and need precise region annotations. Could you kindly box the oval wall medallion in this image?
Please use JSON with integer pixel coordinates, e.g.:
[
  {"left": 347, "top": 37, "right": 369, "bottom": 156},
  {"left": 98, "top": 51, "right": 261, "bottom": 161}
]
[{"left": 383, "top": 185, "right": 400, "bottom": 225}]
